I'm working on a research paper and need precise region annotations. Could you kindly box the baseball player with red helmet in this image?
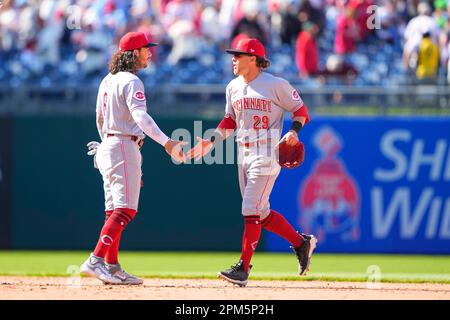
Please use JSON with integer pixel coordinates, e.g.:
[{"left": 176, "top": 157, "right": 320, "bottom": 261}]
[
  {"left": 188, "top": 38, "right": 317, "bottom": 287},
  {"left": 80, "top": 32, "right": 186, "bottom": 285}
]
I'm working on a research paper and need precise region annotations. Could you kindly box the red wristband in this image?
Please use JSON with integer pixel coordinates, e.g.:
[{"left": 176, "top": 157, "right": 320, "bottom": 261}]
[
  {"left": 293, "top": 105, "right": 310, "bottom": 124},
  {"left": 217, "top": 114, "right": 237, "bottom": 130}
]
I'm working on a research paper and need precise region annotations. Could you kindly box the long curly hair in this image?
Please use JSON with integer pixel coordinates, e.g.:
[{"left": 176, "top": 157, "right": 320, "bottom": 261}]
[
  {"left": 256, "top": 57, "right": 270, "bottom": 69},
  {"left": 108, "top": 50, "right": 139, "bottom": 74}
]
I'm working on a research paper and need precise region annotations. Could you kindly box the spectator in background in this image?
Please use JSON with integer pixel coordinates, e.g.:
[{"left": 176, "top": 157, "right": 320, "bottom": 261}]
[
  {"left": 0, "top": 0, "right": 20, "bottom": 58},
  {"left": 200, "top": 0, "right": 225, "bottom": 44},
  {"left": 17, "top": 0, "right": 38, "bottom": 50},
  {"left": 375, "top": 0, "right": 401, "bottom": 45},
  {"left": 296, "top": 22, "right": 320, "bottom": 77},
  {"left": 231, "top": 0, "right": 268, "bottom": 45},
  {"left": 348, "top": 0, "right": 373, "bottom": 41},
  {"left": 416, "top": 31, "right": 439, "bottom": 83},
  {"left": 218, "top": 0, "right": 240, "bottom": 41},
  {"left": 276, "top": 0, "right": 302, "bottom": 46},
  {"left": 437, "top": 16, "right": 450, "bottom": 71},
  {"left": 1, "top": 0, "right": 447, "bottom": 87},
  {"left": 74, "top": 10, "right": 112, "bottom": 76},
  {"left": 403, "top": 1, "right": 439, "bottom": 72},
  {"left": 163, "top": 0, "right": 203, "bottom": 65},
  {"left": 20, "top": 39, "right": 44, "bottom": 76},
  {"left": 36, "top": 0, "right": 66, "bottom": 68},
  {"left": 405, "top": 0, "right": 421, "bottom": 20},
  {"left": 166, "top": 18, "right": 200, "bottom": 65},
  {"left": 102, "top": 0, "right": 129, "bottom": 38},
  {"left": 433, "top": 0, "right": 447, "bottom": 29},
  {"left": 162, "top": 0, "right": 199, "bottom": 30},
  {"left": 334, "top": 5, "right": 360, "bottom": 54},
  {"left": 324, "top": 53, "right": 358, "bottom": 82},
  {"left": 296, "top": 22, "right": 358, "bottom": 83},
  {"left": 298, "top": 0, "right": 325, "bottom": 36},
  {"left": 129, "top": 0, "right": 155, "bottom": 19}
]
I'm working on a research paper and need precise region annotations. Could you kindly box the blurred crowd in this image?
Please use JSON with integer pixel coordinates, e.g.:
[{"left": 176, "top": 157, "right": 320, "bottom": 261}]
[{"left": 1, "top": 0, "right": 450, "bottom": 85}]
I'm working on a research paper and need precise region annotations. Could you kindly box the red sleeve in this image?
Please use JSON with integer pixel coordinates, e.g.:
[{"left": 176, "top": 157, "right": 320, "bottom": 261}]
[
  {"left": 217, "top": 114, "right": 237, "bottom": 130},
  {"left": 293, "top": 105, "right": 310, "bottom": 125}
]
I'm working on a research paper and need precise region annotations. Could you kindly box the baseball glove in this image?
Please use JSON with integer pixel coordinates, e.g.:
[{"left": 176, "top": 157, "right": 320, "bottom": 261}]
[{"left": 277, "top": 140, "right": 305, "bottom": 169}]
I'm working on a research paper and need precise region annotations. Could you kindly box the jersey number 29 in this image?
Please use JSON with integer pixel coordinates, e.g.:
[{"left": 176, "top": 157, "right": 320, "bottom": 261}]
[
  {"left": 102, "top": 92, "right": 108, "bottom": 116},
  {"left": 253, "top": 115, "right": 269, "bottom": 129}
]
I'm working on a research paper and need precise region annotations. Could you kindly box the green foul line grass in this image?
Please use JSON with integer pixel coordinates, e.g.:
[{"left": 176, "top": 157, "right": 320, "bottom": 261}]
[{"left": 0, "top": 251, "right": 449, "bottom": 284}]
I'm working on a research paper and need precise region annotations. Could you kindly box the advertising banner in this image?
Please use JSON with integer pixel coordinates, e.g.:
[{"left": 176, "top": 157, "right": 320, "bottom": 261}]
[{"left": 268, "top": 117, "right": 450, "bottom": 253}]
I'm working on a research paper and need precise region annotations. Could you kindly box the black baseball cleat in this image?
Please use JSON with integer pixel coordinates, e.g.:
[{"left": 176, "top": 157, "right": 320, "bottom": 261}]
[
  {"left": 218, "top": 260, "right": 252, "bottom": 287},
  {"left": 291, "top": 233, "right": 318, "bottom": 276}
]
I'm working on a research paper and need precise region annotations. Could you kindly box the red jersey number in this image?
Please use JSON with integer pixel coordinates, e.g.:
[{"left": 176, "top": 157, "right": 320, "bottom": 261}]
[
  {"left": 102, "top": 92, "right": 108, "bottom": 116},
  {"left": 253, "top": 115, "right": 269, "bottom": 129}
]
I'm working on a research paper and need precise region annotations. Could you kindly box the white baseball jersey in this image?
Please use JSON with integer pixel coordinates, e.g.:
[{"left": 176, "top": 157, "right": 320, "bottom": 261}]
[
  {"left": 225, "top": 72, "right": 304, "bottom": 145},
  {"left": 96, "top": 72, "right": 147, "bottom": 140},
  {"left": 95, "top": 71, "right": 147, "bottom": 211},
  {"left": 226, "top": 72, "right": 306, "bottom": 219}
]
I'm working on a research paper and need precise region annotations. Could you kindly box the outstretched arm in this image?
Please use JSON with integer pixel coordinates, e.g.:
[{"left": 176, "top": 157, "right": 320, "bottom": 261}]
[
  {"left": 132, "top": 109, "right": 187, "bottom": 163},
  {"left": 131, "top": 108, "right": 169, "bottom": 146},
  {"left": 188, "top": 114, "right": 236, "bottom": 160}
]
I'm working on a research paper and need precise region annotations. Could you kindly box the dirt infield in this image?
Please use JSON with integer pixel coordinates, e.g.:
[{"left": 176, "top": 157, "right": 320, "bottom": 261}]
[{"left": 1, "top": 276, "right": 449, "bottom": 300}]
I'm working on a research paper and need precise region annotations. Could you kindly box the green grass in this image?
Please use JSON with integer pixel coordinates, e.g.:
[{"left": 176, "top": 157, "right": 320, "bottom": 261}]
[{"left": 0, "top": 251, "right": 449, "bottom": 284}]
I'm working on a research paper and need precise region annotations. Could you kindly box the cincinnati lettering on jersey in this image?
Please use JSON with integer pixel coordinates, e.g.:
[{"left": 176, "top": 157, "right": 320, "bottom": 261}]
[{"left": 232, "top": 98, "right": 272, "bottom": 113}]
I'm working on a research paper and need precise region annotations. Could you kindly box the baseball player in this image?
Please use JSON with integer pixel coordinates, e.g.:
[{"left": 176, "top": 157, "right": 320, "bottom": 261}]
[
  {"left": 188, "top": 38, "right": 317, "bottom": 287},
  {"left": 80, "top": 31, "right": 186, "bottom": 285}
]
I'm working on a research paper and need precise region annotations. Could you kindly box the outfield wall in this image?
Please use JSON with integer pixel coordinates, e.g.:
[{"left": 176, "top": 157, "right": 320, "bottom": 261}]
[
  {"left": 270, "top": 117, "right": 450, "bottom": 254},
  {"left": 0, "top": 117, "right": 12, "bottom": 248},
  {"left": 1, "top": 116, "right": 243, "bottom": 251},
  {"left": 0, "top": 116, "right": 449, "bottom": 253}
]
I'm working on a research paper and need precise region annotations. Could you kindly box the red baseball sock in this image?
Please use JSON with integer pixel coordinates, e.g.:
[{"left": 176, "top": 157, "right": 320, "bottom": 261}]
[
  {"left": 103, "top": 210, "right": 120, "bottom": 265},
  {"left": 105, "top": 233, "right": 122, "bottom": 265},
  {"left": 240, "top": 215, "right": 261, "bottom": 273},
  {"left": 261, "top": 210, "right": 303, "bottom": 248},
  {"left": 93, "top": 208, "right": 136, "bottom": 258}
]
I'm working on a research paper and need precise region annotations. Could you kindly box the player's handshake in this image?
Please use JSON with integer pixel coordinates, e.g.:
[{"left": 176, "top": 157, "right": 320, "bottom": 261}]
[
  {"left": 187, "top": 136, "right": 214, "bottom": 161},
  {"left": 164, "top": 139, "right": 188, "bottom": 163}
]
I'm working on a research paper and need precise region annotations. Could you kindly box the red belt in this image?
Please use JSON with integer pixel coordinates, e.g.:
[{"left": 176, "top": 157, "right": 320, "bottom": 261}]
[{"left": 107, "top": 134, "right": 138, "bottom": 142}]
